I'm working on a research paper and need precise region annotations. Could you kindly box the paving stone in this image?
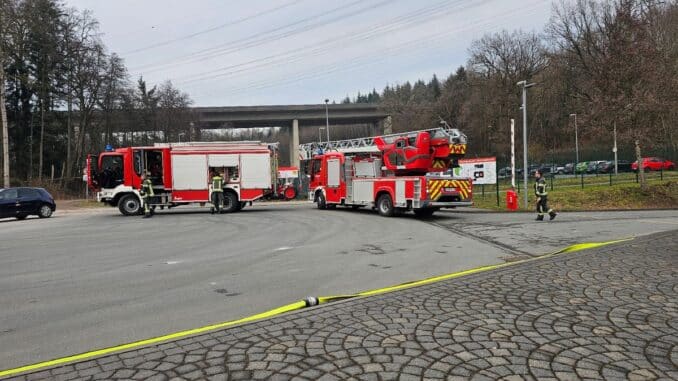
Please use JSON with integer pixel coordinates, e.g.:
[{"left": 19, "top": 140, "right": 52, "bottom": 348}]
[{"left": 5, "top": 232, "right": 676, "bottom": 381}]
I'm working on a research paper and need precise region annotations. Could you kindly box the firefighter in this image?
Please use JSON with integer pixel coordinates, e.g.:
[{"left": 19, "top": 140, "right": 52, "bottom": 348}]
[
  {"left": 210, "top": 170, "right": 224, "bottom": 214},
  {"left": 534, "top": 169, "right": 556, "bottom": 221},
  {"left": 140, "top": 172, "right": 154, "bottom": 218}
]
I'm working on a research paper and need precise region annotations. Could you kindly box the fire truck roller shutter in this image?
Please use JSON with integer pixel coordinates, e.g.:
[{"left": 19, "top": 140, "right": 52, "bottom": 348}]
[
  {"left": 208, "top": 154, "right": 239, "bottom": 167},
  {"left": 241, "top": 154, "right": 272, "bottom": 188},
  {"left": 172, "top": 154, "right": 208, "bottom": 190}
]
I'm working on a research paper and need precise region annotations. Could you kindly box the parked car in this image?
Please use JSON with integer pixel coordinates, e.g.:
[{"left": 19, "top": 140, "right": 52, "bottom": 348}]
[
  {"left": 631, "top": 157, "right": 676, "bottom": 172},
  {"left": 551, "top": 164, "right": 566, "bottom": 174},
  {"left": 575, "top": 161, "right": 589, "bottom": 174},
  {"left": 587, "top": 160, "right": 607, "bottom": 173},
  {"left": 0, "top": 187, "right": 56, "bottom": 220},
  {"left": 539, "top": 163, "right": 557, "bottom": 175},
  {"left": 563, "top": 163, "right": 575, "bottom": 174},
  {"left": 498, "top": 167, "right": 511, "bottom": 179},
  {"left": 617, "top": 160, "right": 633, "bottom": 172},
  {"left": 597, "top": 160, "right": 633, "bottom": 173}
]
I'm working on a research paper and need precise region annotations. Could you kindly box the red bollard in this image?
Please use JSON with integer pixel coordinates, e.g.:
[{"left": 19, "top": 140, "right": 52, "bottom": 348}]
[{"left": 506, "top": 189, "right": 518, "bottom": 210}]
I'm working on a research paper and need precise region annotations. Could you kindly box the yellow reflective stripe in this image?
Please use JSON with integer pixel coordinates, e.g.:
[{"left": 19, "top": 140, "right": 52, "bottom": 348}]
[
  {"left": 449, "top": 144, "right": 467, "bottom": 154},
  {"left": 427, "top": 179, "right": 472, "bottom": 200}
]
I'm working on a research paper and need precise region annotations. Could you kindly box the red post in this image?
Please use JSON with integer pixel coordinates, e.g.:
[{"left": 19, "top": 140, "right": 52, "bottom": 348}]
[{"left": 506, "top": 188, "right": 518, "bottom": 210}]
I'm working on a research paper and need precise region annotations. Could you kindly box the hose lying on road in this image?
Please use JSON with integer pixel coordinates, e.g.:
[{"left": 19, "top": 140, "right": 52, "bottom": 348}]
[{"left": 0, "top": 237, "right": 632, "bottom": 379}]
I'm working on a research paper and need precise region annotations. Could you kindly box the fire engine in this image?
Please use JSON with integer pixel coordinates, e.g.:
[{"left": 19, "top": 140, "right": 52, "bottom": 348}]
[
  {"left": 87, "top": 141, "right": 279, "bottom": 216},
  {"left": 275, "top": 166, "right": 299, "bottom": 200},
  {"left": 300, "top": 123, "right": 473, "bottom": 217}
]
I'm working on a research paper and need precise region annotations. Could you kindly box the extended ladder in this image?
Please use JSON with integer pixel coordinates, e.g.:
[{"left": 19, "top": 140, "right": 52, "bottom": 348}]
[{"left": 299, "top": 125, "right": 466, "bottom": 160}]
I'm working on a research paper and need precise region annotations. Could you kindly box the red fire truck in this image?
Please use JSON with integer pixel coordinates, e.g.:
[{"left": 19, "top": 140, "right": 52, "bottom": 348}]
[
  {"left": 87, "top": 141, "right": 279, "bottom": 215},
  {"left": 300, "top": 125, "right": 473, "bottom": 217}
]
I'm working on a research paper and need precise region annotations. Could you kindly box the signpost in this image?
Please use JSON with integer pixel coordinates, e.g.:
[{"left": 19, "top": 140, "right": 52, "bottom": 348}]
[
  {"left": 458, "top": 157, "right": 498, "bottom": 206},
  {"left": 457, "top": 157, "right": 497, "bottom": 185}
]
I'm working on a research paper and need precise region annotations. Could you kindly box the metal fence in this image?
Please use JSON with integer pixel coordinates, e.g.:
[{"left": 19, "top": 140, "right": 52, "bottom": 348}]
[{"left": 474, "top": 168, "right": 678, "bottom": 207}]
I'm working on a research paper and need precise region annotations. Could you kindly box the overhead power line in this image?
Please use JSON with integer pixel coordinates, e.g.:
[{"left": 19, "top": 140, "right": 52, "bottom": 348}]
[
  {"left": 128, "top": 0, "right": 392, "bottom": 74},
  {"left": 188, "top": 0, "right": 548, "bottom": 97},
  {"left": 172, "top": 0, "right": 484, "bottom": 85},
  {"left": 121, "top": 0, "right": 306, "bottom": 55}
]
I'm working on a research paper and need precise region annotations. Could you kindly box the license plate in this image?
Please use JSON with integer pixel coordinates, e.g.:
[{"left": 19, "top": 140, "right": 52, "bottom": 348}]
[{"left": 443, "top": 187, "right": 457, "bottom": 192}]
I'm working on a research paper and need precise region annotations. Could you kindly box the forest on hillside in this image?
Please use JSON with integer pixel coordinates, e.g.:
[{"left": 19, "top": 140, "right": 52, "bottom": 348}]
[{"left": 1, "top": 0, "right": 677, "bottom": 190}]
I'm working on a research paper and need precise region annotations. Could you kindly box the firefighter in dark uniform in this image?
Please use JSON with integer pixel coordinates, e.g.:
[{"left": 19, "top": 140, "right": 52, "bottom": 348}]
[
  {"left": 534, "top": 169, "right": 557, "bottom": 221},
  {"left": 140, "top": 172, "right": 154, "bottom": 218},
  {"left": 210, "top": 170, "right": 224, "bottom": 214}
]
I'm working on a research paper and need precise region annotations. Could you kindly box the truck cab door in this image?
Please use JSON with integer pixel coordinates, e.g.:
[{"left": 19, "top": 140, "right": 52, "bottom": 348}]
[{"left": 325, "top": 157, "right": 343, "bottom": 203}]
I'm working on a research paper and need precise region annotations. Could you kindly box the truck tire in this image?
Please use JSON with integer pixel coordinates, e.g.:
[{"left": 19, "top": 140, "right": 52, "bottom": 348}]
[
  {"left": 316, "top": 193, "right": 327, "bottom": 209},
  {"left": 118, "top": 194, "right": 141, "bottom": 216},
  {"left": 283, "top": 186, "right": 297, "bottom": 200},
  {"left": 221, "top": 191, "right": 240, "bottom": 213},
  {"left": 377, "top": 193, "right": 394, "bottom": 217}
]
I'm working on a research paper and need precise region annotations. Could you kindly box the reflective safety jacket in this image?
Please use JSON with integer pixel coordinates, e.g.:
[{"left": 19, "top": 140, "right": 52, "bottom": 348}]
[
  {"left": 212, "top": 175, "right": 224, "bottom": 192},
  {"left": 534, "top": 177, "right": 547, "bottom": 197},
  {"left": 141, "top": 179, "right": 154, "bottom": 197}
]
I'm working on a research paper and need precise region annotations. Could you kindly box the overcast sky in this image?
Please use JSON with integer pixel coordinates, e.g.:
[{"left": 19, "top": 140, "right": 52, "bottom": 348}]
[{"left": 64, "top": 0, "right": 553, "bottom": 107}]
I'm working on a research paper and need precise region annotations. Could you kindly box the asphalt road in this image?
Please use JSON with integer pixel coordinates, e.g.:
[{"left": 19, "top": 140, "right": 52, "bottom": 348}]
[{"left": 0, "top": 204, "right": 676, "bottom": 370}]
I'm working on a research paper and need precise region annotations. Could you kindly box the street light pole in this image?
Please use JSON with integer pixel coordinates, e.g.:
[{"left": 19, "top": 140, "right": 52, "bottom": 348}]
[
  {"left": 613, "top": 121, "right": 618, "bottom": 175},
  {"left": 324, "top": 99, "right": 330, "bottom": 146},
  {"left": 517, "top": 80, "right": 535, "bottom": 210},
  {"left": 570, "top": 113, "right": 579, "bottom": 167}
]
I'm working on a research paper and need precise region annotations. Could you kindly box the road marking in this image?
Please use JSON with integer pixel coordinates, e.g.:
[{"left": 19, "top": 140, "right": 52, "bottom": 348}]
[
  {"left": 273, "top": 246, "right": 293, "bottom": 251},
  {"left": 165, "top": 261, "right": 181, "bottom": 265},
  {"left": 0, "top": 238, "right": 633, "bottom": 379}
]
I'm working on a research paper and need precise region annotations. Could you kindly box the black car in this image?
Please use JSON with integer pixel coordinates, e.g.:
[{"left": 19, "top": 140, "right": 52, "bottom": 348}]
[
  {"left": 0, "top": 187, "right": 56, "bottom": 220},
  {"left": 597, "top": 160, "right": 633, "bottom": 173}
]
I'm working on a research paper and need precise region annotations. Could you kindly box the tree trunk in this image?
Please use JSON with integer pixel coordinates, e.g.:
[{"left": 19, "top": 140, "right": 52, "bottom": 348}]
[
  {"left": 65, "top": 94, "right": 72, "bottom": 181},
  {"left": 39, "top": 92, "right": 45, "bottom": 180},
  {"left": 0, "top": 72, "right": 8, "bottom": 188}
]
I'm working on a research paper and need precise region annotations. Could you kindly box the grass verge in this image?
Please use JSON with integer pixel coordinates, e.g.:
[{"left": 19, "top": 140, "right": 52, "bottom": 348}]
[{"left": 472, "top": 181, "right": 678, "bottom": 211}]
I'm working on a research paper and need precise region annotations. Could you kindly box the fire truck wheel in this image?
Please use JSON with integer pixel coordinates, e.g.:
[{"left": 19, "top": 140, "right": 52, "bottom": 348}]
[
  {"left": 283, "top": 186, "right": 297, "bottom": 200},
  {"left": 221, "top": 192, "right": 240, "bottom": 213},
  {"left": 377, "top": 194, "right": 394, "bottom": 217},
  {"left": 316, "top": 193, "right": 327, "bottom": 209},
  {"left": 118, "top": 194, "right": 141, "bottom": 216}
]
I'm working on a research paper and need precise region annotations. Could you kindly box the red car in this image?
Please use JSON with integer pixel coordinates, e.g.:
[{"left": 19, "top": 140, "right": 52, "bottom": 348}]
[{"left": 631, "top": 157, "right": 676, "bottom": 172}]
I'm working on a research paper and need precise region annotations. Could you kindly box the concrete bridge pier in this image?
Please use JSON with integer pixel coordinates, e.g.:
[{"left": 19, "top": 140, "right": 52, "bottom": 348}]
[
  {"left": 380, "top": 115, "right": 393, "bottom": 135},
  {"left": 289, "top": 119, "right": 300, "bottom": 169}
]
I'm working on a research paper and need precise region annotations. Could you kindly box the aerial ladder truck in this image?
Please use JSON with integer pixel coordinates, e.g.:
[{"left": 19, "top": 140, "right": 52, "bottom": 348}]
[{"left": 299, "top": 123, "right": 473, "bottom": 217}]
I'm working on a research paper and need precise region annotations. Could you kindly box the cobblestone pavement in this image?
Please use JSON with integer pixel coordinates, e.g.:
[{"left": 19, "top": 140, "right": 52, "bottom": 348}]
[{"left": 4, "top": 231, "right": 677, "bottom": 381}]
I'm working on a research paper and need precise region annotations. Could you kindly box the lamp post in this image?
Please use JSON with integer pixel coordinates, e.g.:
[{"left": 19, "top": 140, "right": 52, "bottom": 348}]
[
  {"left": 517, "top": 80, "right": 535, "bottom": 210},
  {"left": 569, "top": 113, "right": 579, "bottom": 167},
  {"left": 324, "top": 99, "right": 330, "bottom": 146}
]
